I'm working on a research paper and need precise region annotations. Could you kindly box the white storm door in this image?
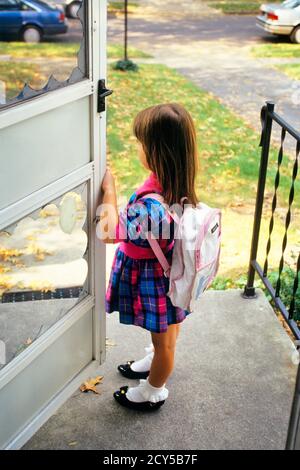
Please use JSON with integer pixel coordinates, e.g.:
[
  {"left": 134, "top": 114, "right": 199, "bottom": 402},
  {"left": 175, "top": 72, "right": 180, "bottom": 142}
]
[{"left": 0, "top": 0, "right": 107, "bottom": 449}]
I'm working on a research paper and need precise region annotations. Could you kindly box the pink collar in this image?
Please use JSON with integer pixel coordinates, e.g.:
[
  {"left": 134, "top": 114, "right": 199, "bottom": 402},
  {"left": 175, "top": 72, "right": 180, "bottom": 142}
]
[{"left": 135, "top": 172, "right": 163, "bottom": 198}]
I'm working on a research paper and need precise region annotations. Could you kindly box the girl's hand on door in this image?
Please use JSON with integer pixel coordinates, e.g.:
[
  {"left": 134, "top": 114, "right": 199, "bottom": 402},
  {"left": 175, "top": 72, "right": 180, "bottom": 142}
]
[
  {"left": 101, "top": 168, "right": 116, "bottom": 194},
  {"left": 98, "top": 168, "right": 118, "bottom": 243}
]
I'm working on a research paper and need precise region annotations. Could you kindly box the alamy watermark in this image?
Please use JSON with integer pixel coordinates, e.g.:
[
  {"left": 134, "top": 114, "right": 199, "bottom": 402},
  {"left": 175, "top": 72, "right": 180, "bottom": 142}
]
[{"left": 95, "top": 201, "right": 203, "bottom": 250}]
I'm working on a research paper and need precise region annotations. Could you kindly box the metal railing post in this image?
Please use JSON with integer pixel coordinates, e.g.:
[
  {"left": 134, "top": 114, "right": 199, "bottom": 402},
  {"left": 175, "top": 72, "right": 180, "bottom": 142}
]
[
  {"left": 124, "top": 0, "right": 128, "bottom": 61},
  {"left": 243, "top": 101, "right": 275, "bottom": 298}
]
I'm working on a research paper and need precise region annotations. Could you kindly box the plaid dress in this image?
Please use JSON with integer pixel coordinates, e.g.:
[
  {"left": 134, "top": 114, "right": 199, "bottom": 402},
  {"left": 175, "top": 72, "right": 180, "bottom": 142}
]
[{"left": 105, "top": 172, "right": 191, "bottom": 333}]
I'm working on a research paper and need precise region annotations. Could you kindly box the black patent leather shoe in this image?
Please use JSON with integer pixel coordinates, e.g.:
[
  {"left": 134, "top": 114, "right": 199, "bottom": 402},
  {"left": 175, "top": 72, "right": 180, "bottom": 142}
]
[
  {"left": 117, "top": 360, "right": 150, "bottom": 380},
  {"left": 113, "top": 386, "right": 165, "bottom": 412}
]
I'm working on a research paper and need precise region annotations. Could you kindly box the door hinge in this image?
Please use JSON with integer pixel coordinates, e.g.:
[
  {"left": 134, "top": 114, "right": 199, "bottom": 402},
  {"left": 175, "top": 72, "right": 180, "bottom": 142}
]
[{"left": 97, "top": 79, "right": 113, "bottom": 113}]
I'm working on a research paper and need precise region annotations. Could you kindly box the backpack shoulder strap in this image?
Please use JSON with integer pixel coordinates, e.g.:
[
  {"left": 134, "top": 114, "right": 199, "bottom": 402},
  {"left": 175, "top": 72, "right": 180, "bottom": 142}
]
[
  {"left": 138, "top": 192, "right": 172, "bottom": 277},
  {"left": 136, "top": 192, "right": 189, "bottom": 277},
  {"left": 146, "top": 232, "right": 171, "bottom": 277},
  {"left": 141, "top": 193, "right": 181, "bottom": 224}
]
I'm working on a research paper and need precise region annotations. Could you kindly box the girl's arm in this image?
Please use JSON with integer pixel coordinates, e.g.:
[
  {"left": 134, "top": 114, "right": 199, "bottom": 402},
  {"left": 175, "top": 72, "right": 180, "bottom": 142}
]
[{"left": 99, "top": 169, "right": 119, "bottom": 244}]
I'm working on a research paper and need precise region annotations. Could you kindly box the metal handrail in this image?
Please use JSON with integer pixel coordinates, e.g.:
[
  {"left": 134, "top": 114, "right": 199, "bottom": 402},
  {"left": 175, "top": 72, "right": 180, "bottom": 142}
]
[
  {"left": 242, "top": 101, "right": 300, "bottom": 450},
  {"left": 243, "top": 101, "right": 300, "bottom": 341}
]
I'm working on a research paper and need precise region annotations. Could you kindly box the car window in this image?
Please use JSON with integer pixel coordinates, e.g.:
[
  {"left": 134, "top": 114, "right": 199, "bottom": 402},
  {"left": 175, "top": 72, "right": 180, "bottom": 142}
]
[
  {"left": 0, "top": 0, "right": 20, "bottom": 11},
  {"left": 26, "top": 0, "right": 56, "bottom": 10},
  {"left": 20, "top": 1, "right": 35, "bottom": 11},
  {"left": 282, "top": 0, "right": 300, "bottom": 8}
]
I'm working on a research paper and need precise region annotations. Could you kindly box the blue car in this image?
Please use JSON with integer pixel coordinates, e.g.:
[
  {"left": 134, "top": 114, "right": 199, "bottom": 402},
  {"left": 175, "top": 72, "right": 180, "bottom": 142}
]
[{"left": 0, "top": 0, "right": 68, "bottom": 42}]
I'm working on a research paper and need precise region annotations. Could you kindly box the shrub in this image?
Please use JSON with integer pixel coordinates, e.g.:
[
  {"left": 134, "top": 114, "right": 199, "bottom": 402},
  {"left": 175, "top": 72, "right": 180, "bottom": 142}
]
[{"left": 113, "top": 59, "right": 139, "bottom": 72}]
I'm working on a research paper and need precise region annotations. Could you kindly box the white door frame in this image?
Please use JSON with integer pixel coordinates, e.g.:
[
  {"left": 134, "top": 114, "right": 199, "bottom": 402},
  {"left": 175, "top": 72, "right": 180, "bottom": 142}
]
[{"left": 0, "top": 0, "right": 107, "bottom": 449}]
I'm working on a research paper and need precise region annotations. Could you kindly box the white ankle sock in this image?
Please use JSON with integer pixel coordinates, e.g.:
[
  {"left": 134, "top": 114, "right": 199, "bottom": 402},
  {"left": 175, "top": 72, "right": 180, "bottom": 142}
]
[
  {"left": 144, "top": 343, "right": 154, "bottom": 354},
  {"left": 126, "top": 378, "right": 169, "bottom": 403},
  {"left": 131, "top": 351, "right": 154, "bottom": 373}
]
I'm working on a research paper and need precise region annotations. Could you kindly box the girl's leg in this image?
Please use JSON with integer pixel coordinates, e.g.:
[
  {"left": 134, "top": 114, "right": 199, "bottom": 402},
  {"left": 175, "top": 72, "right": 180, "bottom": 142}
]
[
  {"left": 130, "top": 324, "right": 180, "bottom": 374},
  {"left": 149, "top": 323, "right": 178, "bottom": 388},
  {"left": 120, "top": 323, "right": 181, "bottom": 405},
  {"left": 148, "top": 322, "right": 180, "bottom": 351}
]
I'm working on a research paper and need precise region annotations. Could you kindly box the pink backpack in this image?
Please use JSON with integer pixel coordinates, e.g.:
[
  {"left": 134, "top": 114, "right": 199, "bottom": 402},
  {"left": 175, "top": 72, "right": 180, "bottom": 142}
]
[{"left": 145, "top": 193, "right": 222, "bottom": 311}]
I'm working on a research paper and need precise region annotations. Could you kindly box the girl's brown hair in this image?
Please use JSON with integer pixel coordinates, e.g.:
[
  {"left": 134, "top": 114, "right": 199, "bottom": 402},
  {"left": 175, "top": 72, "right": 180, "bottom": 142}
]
[{"left": 133, "top": 103, "right": 199, "bottom": 206}]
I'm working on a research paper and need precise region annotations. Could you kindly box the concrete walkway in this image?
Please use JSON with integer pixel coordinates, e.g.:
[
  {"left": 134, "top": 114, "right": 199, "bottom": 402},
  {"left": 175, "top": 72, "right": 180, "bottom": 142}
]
[
  {"left": 24, "top": 288, "right": 297, "bottom": 450},
  {"left": 153, "top": 42, "right": 300, "bottom": 138}
]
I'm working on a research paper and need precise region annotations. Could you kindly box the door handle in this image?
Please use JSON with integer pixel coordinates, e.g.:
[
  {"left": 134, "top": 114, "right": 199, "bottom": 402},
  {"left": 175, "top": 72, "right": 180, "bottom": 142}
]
[{"left": 97, "top": 79, "right": 113, "bottom": 113}]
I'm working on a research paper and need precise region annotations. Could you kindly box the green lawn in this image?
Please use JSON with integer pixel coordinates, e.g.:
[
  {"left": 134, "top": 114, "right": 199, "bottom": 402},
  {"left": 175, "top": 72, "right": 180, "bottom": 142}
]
[
  {"left": 0, "top": 61, "right": 43, "bottom": 100},
  {"left": 206, "top": 0, "right": 262, "bottom": 14},
  {"left": 107, "top": 63, "right": 300, "bottom": 209},
  {"left": 108, "top": 1, "right": 139, "bottom": 14},
  {"left": 274, "top": 63, "right": 300, "bottom": 79},
  {"left": 0, "top": 42, "right": 148, "bottom": 100},
  {"left": 107, "top": 62, "right": 299, "bottom": 316},
  {"left": 0, "top": 42, "right": 151, "bottom": 59},
  {"left": 251, "top": 44, "right": 300, "bottom": 79},
  {"left": 1, "top": 46, "right": 298, "bottom": 210},
  {"left": 108, "top": 44, "right": 152, "bottom": 59},
  {"left": 0, "top": 42, "right": 78, "bottom": 58},
  {"left": 252, "top": 44, "right": 300, "bottom": 58},
  {"left": 1, "top": 53, "right": 298, "bottom": 311}
]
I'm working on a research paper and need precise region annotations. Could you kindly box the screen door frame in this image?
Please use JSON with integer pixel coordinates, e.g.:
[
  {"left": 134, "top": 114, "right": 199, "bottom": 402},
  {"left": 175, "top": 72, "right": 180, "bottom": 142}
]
[{"left": 0, "top": 0, "right": 107, "bottom": 449}]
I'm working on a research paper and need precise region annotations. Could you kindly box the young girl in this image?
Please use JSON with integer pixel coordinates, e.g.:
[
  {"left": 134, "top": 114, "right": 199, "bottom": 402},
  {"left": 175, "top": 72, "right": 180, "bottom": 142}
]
[{"left": 100, "top": 103, "right": 199, "bottom": 411}]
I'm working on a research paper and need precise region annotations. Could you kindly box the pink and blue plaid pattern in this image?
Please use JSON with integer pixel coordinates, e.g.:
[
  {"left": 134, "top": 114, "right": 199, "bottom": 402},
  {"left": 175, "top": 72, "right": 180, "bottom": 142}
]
[
  {"left": 105, "top": 174, "right": 190, "bottom": 333},
  {"left": 106, "top": 246, "right": 190, "bottom": 333}
]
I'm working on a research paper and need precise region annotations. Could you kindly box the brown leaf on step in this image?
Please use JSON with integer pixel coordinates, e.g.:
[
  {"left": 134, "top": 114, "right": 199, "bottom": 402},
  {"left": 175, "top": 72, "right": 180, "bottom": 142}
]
[
  {"left": 25, "top": 338, "right": 33, "bottom": 346},
  {"left": 80, "top": 375, "right": 103, "bottom": 394}
]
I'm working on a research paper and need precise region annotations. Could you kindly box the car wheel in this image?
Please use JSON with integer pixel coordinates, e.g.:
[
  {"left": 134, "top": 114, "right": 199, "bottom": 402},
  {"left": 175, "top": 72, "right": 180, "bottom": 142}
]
[
  {"left": 21, "top": 26, "right": 42, "bottom": 43},
  {"left": 67, "top": 1, "right": 81, "bottom": 19},
  {"left": 290, "top": 25, "right": 300, "bottom": 44}
]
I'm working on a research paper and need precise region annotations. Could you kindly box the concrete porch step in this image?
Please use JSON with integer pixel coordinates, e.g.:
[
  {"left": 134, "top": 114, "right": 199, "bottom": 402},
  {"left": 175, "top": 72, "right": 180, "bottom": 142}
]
[{"left": 24, "top": 288, "right": 298, "bottom": 450}]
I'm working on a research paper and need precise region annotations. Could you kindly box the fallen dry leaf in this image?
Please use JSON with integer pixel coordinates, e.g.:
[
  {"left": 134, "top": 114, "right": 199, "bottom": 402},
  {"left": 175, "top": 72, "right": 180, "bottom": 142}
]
[
  {"left": 106, "top": 338, "right": 116, "bottom": 347},
  {"left": 68, "top": 441, "right": 77, "bottom": 447},
  {"left": 80, "top": 376, "right": 103, "bottom": 394}
]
